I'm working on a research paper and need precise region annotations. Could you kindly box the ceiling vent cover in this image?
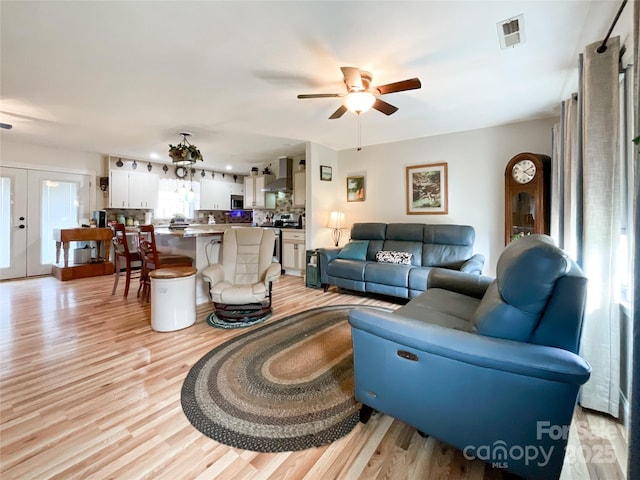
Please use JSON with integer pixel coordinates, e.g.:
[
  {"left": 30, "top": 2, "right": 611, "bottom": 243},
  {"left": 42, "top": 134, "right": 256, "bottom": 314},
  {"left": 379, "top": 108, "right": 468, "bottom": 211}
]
[{"left": 497, "top": 14, "right": 525, "bottom": 49}]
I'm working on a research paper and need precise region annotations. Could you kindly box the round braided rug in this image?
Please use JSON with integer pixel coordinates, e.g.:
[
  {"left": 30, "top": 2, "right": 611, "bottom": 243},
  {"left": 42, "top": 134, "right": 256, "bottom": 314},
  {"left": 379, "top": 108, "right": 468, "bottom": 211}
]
[{"left": 181, "top": 305, "right": 391, "bottom": 452}]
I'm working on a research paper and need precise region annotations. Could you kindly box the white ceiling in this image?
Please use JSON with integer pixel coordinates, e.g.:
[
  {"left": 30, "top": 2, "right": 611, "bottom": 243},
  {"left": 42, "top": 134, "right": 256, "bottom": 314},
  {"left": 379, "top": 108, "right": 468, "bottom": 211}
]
[{"left": 0, "top": 1, "right": 619, "bottom": 174}]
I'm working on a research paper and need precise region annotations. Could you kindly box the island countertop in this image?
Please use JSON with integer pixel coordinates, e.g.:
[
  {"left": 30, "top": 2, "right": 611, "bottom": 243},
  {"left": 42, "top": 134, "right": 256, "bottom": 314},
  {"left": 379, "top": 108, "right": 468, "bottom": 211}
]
[{"left": 153, "top": 227, "right": 225, "bottom": 238}]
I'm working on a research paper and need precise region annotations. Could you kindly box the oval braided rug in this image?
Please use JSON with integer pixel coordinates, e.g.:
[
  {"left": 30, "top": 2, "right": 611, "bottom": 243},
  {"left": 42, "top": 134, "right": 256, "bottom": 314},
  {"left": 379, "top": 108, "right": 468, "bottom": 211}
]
[{"left": 181, "top": 305, "right": 391, "bottom": 452}]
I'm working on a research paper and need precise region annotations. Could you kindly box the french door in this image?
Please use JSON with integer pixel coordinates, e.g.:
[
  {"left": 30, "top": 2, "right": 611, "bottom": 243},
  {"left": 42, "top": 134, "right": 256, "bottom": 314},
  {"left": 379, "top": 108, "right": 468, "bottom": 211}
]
[{"left": 0, "top": 167, "right": 91, "bottom": 279}]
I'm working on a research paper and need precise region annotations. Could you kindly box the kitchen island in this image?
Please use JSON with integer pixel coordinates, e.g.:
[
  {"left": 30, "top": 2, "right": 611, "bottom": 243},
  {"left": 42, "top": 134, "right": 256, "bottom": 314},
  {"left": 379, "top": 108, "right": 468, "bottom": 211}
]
[{"left": 154, "top": 226, "right": 225, "bottom": 305}]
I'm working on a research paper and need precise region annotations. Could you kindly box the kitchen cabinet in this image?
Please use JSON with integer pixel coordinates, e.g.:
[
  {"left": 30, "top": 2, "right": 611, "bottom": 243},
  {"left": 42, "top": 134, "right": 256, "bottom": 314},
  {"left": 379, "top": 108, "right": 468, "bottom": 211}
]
[
  {"left": 244, "top": 174, "right": 275, "bottom": 209},
  {"left": 110, "top": 170, "right": 159, "bottom": 209},
  {"left": 281, "top": 230, "right": 305, "bottom": 275},
  {"left": 230, "top": 182, "right": 244, "bottom": 196},
  {"left": 292, "top": 170, "right": 306, "bottom": 207},
  {"left": 200, "top": 179, "right": 232, "bottom": 210}
]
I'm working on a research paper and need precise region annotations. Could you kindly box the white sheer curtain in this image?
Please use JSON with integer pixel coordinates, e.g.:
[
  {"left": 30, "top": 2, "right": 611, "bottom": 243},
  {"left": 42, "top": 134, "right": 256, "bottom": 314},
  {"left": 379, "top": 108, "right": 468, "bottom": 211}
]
[{"left": 552, "top": 37, "right": 622, "bottom": 417}]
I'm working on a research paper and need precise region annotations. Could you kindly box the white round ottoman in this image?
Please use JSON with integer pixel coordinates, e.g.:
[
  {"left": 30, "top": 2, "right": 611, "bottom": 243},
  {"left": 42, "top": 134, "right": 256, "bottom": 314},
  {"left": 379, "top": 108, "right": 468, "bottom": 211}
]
[{"left": 149, "top": 266, "right": 197, "bottom": 332}]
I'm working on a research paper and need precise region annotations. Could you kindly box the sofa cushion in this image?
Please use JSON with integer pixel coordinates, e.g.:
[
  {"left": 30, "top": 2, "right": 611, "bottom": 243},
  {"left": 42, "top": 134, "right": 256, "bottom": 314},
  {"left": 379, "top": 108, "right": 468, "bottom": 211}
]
[
  {"left": 365, "top": 262, "right": 411, "bottom": 287},
  {"left": 351, "top": 223, "right": 387, "bottom": 241},
  {"left": 382, "top": 240, "right": 422, "bottom": 266},
  {"left": 472, "top": 235, "right": 570, "bottom": 342},
  {"left": 375, "top": 250, "right": 412, "bottom": 265},
  {"left": 497, "top": 234, "right": 569, "bottom": 314},
  {"left": 326, "top": 259, "right": 369, "bottom": 281},
  {"left": 386, "top": 223, "right": 424, "bottom": 242},
  {"left": 422, "top": 244, "right": 473, "bottom": 267},
  {"left": 423, "top": 224, "right": 475, "bottom": 246},
  {"left": 408, "top": 266, "right": 433, "bottom": 291},
  {"left": 396, "top": 288, "right": 480, "bottom": 332},
  {"left": 337, "top": 240, "right": 369, "bottom": 261},
  {"left": 472, "top": 282, "right": 539, "bottom": 341}
]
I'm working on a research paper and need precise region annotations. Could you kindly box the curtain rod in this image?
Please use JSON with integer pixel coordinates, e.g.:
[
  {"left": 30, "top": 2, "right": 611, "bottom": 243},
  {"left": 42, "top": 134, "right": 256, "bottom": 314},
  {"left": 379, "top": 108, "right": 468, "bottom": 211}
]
[{"left": 597, "top": 0, "right": 628, "bottom": 53}]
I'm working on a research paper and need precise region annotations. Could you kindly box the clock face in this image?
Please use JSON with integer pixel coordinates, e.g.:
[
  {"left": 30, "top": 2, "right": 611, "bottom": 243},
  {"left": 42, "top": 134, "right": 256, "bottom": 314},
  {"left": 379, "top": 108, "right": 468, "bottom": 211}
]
[
  {"left": 175, "top": 166, "right": 187, "bottom": 179},
  {"left": 512, "top": 159, "right": 536, "bottom": 184}
]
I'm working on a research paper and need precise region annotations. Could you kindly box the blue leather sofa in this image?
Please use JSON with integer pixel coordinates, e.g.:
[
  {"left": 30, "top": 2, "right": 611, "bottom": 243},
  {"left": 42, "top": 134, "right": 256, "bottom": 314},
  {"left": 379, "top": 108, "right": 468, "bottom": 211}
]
[
  {"left": 348, "top": 234, "right": 591, "bottom": 479},
  {"left": 317, "top": 223, "right": 484, "bottom": 299}
]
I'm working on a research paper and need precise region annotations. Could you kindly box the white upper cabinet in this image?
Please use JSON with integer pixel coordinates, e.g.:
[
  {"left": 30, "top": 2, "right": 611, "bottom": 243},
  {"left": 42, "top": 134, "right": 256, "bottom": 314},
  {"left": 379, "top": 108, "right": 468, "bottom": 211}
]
[
  {"left": 200, "top": 178, "right": 233, "bottom": 210},
  {"left": 293, "top": 170, "right": 306, "bottom": 207},
  {"left": 109, "top": 170, "right": 159, "bottom": 209},
  {"left": 244, "top": 175, "right": 275, "bottom": 209}
]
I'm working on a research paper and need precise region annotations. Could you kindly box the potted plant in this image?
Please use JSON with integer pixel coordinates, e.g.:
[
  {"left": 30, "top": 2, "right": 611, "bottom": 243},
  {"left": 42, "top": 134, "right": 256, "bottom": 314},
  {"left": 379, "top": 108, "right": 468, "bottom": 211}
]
[{"left": 168, "top": 143, "right": 203, "bottom": 163}]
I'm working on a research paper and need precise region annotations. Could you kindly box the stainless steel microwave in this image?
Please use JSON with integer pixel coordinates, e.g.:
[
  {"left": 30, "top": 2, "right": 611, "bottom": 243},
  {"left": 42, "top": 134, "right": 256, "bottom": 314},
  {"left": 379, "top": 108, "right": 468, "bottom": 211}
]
[{"left": 231, "top": 195, "right": 244, "bottom": 209}]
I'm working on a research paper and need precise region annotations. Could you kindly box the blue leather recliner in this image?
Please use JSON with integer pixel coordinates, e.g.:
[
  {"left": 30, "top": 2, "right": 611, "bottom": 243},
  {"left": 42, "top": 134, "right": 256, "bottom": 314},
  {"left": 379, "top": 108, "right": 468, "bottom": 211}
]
[{"left": 348, "top": 235, "right": 591, "bottom": 479}]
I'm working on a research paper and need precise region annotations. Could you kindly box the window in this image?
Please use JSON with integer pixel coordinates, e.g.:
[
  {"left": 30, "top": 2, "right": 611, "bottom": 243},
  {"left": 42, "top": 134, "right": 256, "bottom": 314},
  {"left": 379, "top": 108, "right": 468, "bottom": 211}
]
[{"left": 155, "top": 178, "right": 200, "bottom": 220}]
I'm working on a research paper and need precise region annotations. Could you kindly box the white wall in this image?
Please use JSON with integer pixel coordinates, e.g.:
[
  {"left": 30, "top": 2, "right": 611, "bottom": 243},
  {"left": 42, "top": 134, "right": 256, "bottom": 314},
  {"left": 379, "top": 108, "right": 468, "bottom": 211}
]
[
  {"left": 1, "top": 139, "right": 105, "bottom": 208},
  {"left": 305, "top": 141, "right": 340, "bottom": 250},
  {"left": 334, "top": 117, "right": 558, "bottom": 275}
]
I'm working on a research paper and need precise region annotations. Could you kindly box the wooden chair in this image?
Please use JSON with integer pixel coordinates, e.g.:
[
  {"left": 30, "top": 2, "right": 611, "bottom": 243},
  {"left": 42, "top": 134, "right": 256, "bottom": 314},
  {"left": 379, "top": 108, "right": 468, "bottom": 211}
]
[
  {"left": 136, "top": 224, "right": 193, "bottom": 302},
  {"left": 111, "top": 223, "right": 141, "bottom": 298}
]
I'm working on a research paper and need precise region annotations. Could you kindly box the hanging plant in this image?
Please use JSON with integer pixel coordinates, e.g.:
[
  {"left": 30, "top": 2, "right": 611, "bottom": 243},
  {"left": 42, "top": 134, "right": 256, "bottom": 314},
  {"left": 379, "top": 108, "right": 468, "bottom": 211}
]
[{"left": 168, "top": 143, "right": 203, "bottom": 162}]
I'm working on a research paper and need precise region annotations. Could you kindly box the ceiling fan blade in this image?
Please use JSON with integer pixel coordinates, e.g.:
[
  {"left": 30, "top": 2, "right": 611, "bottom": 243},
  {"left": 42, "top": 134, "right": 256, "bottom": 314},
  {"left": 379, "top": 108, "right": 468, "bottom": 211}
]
[
  {"left": 372, "top": 98, "right": 398, "bottom": 116},
  {"left": 375, "top": 78, "right": 422, "bottom": 95},
  {"left": 329, "top": 105, "right": 347, "bottom": 119},
  {"left": 340, "top": 66, "right": 364, "bottom": 91},
  {"left": 297, "top": 93, "right": 341, "bottom": 99}
]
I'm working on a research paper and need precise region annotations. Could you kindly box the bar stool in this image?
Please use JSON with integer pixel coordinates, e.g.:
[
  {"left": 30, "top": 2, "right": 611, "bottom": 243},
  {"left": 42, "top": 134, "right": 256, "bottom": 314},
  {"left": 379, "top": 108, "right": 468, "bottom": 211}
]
[
  {"left": 136, "top": 224, "right": 193, "bottom": 303},
  {"left": 111, "top": 223, "right": 140, "bottom": 298}
]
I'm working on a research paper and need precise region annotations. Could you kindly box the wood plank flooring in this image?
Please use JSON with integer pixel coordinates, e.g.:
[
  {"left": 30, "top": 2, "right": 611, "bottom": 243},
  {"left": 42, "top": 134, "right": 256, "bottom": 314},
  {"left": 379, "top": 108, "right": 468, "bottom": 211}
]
[{"left": 0, "top": 274, "right": 628, "bottom": 479}]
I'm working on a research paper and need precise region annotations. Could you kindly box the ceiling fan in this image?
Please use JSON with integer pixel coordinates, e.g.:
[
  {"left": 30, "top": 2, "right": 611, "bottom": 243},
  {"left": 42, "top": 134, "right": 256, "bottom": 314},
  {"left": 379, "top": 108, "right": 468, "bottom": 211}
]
[{"left": 297, "top": 66, "right": 421, "bottom": 119}]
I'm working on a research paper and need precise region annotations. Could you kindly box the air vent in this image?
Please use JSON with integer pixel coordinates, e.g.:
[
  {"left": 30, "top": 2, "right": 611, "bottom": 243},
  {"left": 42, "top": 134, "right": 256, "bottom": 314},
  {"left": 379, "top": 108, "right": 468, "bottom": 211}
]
[{"left": 497, "top": 14, "right": 525, "bottom": 49}]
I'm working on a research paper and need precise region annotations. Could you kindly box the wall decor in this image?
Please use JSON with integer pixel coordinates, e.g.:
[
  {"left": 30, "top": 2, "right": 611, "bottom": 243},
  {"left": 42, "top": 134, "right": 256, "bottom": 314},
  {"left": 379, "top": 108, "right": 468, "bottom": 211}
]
[
  {"left": 405, "top": 162, "right": 448, "bottom": 215},
  {"left": 320, "top": 165, "right": 332, "bottom": 181},
  {"left": 346, "top": 176, "right": 365, "bottom": 202}
]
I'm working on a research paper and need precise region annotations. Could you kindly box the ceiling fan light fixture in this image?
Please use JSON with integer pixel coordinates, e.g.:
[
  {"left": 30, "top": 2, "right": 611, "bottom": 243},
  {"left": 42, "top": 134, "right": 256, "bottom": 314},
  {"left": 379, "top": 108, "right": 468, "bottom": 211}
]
[{"left": 344, "top": 92, "right": 376, "bottom": 114}]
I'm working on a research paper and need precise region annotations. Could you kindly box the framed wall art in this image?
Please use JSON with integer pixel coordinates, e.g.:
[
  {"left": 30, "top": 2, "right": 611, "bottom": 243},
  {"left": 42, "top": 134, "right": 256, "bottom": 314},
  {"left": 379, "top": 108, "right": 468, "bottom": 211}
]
[
  {"left": 320, "top": 165, "right": 332, "bottom": 181},
  {"left": 405, "top": 162, "right": 448, "bottom": 215},
  {"left": 346, "top": 176, "right": 365, "bottom": 202}
]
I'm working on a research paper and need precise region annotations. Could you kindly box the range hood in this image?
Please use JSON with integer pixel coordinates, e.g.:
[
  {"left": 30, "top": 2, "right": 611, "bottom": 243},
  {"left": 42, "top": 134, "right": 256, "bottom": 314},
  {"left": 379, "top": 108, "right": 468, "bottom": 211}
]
[{"left": 263, "top": 157, "right": 293, "bottom": 192}]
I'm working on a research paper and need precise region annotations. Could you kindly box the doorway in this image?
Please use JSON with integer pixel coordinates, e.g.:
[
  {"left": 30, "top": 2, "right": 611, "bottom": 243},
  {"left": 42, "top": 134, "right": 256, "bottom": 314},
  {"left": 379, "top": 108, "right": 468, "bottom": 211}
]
[{"left": 0, "top": 167, "right": 92, "bottom": 279}]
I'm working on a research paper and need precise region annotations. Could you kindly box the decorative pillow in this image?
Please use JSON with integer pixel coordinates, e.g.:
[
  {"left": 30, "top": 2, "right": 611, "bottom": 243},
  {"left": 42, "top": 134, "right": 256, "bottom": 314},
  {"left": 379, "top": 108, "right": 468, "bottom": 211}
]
[
  {"left": 337, "top": 240, "right": 369, "bottom": 261},
  {"left": 376, "top": 250, "right": 413, "bottom": 265}
]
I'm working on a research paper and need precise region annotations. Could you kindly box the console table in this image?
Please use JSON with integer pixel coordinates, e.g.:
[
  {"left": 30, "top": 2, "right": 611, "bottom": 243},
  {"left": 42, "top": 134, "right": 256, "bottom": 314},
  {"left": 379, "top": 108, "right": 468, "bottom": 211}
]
[{"left": 52, "top": 227, "right": 114, "bottom": 281}]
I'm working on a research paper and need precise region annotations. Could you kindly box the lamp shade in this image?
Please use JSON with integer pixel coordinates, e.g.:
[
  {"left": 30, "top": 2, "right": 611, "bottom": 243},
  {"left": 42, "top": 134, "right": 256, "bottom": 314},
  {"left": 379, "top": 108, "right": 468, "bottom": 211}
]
[
  {"left": 343, "top": 92, "right": 376, "bottom": 114},
  {"left": 328, "top": 211, "right": 345, "bottom": 229}
]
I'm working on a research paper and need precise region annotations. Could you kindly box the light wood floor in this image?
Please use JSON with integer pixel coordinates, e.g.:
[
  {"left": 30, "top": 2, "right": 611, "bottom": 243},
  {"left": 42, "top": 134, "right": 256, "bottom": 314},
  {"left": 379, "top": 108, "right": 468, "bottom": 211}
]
[{"left": 0, "top": 274, "right": 627, "bottom": 480}]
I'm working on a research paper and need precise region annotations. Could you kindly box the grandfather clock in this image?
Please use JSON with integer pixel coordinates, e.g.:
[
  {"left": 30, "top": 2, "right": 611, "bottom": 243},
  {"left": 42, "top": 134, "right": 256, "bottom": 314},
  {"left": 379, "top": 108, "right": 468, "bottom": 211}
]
[{"left": 504, "top": 152, "right": 551, "bottom": 245}]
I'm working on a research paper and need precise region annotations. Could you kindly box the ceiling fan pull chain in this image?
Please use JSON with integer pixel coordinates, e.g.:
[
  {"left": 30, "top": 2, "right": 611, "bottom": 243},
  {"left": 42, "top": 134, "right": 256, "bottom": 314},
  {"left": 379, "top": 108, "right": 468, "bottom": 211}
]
[{"left": 357, "top": 114, "right": 362, "bottom": 151}]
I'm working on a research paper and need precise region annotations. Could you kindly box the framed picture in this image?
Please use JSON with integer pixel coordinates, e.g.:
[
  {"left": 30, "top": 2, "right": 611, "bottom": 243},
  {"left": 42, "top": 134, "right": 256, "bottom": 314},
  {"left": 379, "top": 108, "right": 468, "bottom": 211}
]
[
  {"left": 406, "top": 162, "right": 448, "bottom": 215},
  {"left": 346, "top": 176, "right": 365, "bottom": 202},
  {"left": 320, "top": 165, "right": 332, "bottom": 181}
]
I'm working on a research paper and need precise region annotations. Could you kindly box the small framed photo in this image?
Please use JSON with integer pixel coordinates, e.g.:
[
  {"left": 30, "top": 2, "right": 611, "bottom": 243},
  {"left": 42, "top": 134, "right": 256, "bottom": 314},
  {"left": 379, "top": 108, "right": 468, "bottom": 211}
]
[
  {"left": 320, "top": 165, "right": 332, "bottom": 181},
  {"left": 346, "top": 176, "right": 365, "bottom": 202},
  {"left": 406, "top": 162, "right": 448, "bottom": 215}
]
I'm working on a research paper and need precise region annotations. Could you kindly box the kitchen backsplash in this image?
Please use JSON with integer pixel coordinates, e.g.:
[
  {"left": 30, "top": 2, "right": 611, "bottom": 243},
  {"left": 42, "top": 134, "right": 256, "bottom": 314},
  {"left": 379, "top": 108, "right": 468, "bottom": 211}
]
[
  {"left": 106, "top": 191, "right": 302, "bottom": 226},
  {"left": 253, "top": 191, "right": 305, "bottom": 225}
]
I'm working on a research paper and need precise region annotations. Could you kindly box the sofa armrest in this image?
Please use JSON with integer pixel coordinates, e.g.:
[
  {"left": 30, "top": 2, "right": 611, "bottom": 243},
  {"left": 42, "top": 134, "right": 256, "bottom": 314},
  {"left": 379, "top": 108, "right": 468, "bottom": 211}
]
[
  {"left": 460, "top": 253, "right": 485, "bottom": 274},
  {"left": 202, "top": 264, "right": 224, "bottom": 286},
  {"left": 317, "top": 247, "right": 342, "bottom": 283},
  {"left": 264, "top": 263, "right": 281, "bottom": 285},
  {"left": 348, "top": 308, "right": 591, "bottom": 385},
  {"left": 427, "top": 268, "right": 494, "bottom": 299}
]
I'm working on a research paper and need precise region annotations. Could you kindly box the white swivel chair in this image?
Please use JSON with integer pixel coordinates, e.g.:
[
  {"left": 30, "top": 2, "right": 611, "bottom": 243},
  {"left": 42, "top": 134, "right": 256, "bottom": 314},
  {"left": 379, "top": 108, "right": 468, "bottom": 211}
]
[{"left": 202, "top": 228, "right": 281, "bottom": 322}]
